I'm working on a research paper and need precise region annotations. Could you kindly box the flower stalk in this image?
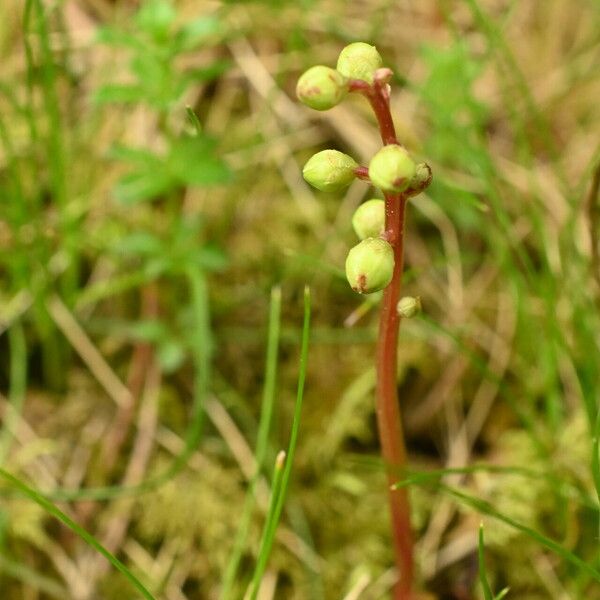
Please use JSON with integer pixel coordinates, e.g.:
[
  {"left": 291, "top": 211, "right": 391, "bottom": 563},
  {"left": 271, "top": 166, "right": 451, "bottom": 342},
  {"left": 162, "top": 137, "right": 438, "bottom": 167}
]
[
  {"left": 351, "top": 73, "right": 415, "bottom": 600},
  {"left": 297, "top": 43, "right": 432, "bottom": 600}
]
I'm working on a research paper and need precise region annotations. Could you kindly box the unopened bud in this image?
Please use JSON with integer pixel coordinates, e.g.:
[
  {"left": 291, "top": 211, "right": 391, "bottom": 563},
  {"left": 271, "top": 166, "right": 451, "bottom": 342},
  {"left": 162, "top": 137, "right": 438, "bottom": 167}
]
[
  {"left": 296, "top": 65, "right": 348, "bottom": 111},
  {"left": 336, "top": 42, "right": 383, "bottom": 84},
  {"left": 397, "top": 296, "right": 421, "bottom": 318},
  {"left": 368, "top": 145, "right": 416, "bottom": 193},
  {"left": 406, "top": 162, "right": 433, "bottom": 197},
  {"left": 303, "top": 150, "right": 358, "bottom": 192},
  {"left": 345, "top": 238, "right": 394, "bottom": 294},
  {"left": 352, "top": 199, "right": 385, "bottom": 240}
]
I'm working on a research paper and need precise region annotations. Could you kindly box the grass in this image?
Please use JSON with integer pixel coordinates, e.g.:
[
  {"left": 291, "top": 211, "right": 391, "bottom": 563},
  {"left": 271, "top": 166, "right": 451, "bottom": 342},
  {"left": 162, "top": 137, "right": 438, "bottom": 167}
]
[
  {"left": 0, "top": 0, "right": 599, "bottom": 598},
  {"left": 248, "top": 286, "right": 311, "bottom": 599},
  {"left": 0, "top": 467, "right": 156, "bottom": 600},
  {"left": 220, "top": 286, "right": 282, "bottom": 599}
]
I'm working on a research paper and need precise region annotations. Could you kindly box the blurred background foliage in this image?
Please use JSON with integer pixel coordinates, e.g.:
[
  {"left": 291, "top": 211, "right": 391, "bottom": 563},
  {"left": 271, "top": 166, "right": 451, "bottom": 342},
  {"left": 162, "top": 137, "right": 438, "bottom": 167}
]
[{"left": 0, "top": 0, "right": 599, "bottom": 598}]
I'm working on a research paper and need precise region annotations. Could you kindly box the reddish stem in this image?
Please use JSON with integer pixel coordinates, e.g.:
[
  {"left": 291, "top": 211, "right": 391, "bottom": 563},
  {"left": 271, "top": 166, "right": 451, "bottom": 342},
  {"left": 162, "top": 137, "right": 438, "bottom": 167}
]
[
  {"left": 353, "top": 79, "right": 415, "bottom": 598},
  {"left": 354, "top": 165, "right": 370, "bottom": 181}
]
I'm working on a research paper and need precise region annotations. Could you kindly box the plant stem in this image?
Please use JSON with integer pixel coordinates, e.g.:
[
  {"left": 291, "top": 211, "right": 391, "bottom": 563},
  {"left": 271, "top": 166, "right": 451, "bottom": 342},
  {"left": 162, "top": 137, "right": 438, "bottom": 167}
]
[
  {"left": 378, "top": 192, "right": 414, "bottom": 599},
  {"left": 353, "top": 79, "right": 415, "bottom": 599}
]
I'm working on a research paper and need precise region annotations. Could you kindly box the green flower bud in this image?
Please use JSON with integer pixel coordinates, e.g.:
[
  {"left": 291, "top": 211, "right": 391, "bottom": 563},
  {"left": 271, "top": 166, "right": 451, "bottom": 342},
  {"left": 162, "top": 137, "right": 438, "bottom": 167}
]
[
  {"left": 336, "top": 42, "right": 383, "bottom": 84},
  {"left": 303, "top": 150, "right": 358, "bottom": 192},
  {"left": 368, "top": 145, "right": 416, "bottom": 193},
  {"left": 406, "top": 162, "right": 433, "bottom": 197},
  {"left": 352, "top": 199, "right": 385, "bottom": 240},
  {"left": 296, "top": 66, "right": 348, "bottom": 111},
  {"left": 345, "top": 238, "right": 394, "bottom": 294},
  {"left": 397, "top": 296, "right": 422, "bottom": 318}
]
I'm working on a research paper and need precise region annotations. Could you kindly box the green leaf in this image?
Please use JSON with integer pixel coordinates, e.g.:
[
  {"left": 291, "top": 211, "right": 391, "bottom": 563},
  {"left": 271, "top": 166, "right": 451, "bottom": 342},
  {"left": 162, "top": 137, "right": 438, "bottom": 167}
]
[
  {"left": 193, "top": 245, "right": 228, "bottom": 271},
  {"left": 107, "top": 145, "right": 161, "bottom": 166},
  {"left": 184, "top": 60, "right": 231, "bottom": 83},
  {"left": 174, "top": 16, "right": 222, "bottom": 51},
  {"left": 116, "top": 232, "right": 164, "bottom": 256},
  {"left": 135, "top": 0, "right": 176, "bottom": 42},
  {"left": 109, "top": 145, "right": 177, "bottom": 204},
  {"left": 130, "top": 52, "right": 166, "bottom": 83},
  {"left": 168, "top": 136, "right": 231, "bottom": 187},
  {"left": 114, "top": 168, "right": 175, "bottom": 204},
  {"left": 96, "top": 27, "right": 145, "bottom": 50},
  {"left": 93, "top": 84, "right": 146, "bottom": 105}
]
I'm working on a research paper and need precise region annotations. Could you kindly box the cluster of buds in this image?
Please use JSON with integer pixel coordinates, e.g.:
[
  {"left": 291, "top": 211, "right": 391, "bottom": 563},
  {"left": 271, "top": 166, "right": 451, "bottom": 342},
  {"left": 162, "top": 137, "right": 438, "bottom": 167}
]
[{"left": 297, "top": 43, "right": 431, "bottom": 314}]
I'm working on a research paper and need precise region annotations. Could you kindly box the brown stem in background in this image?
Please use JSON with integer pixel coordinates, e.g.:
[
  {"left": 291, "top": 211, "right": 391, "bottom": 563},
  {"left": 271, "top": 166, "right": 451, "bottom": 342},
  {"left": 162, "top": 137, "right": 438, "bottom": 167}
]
[
  {"left": 351, "top": 79, "right": 415, "bottom": 599},
  {"left": 75, "top": 283, "right": 159, "bottom": 526}
]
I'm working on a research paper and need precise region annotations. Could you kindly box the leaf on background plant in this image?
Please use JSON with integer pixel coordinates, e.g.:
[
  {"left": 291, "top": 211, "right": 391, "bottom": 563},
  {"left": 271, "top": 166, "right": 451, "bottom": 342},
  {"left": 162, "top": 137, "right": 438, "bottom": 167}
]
[
  {"left": 95, "top": 27, "right": 145, "bottom": 50},
  {"left": 93, "top": 84, "right": 146, "bottom": 105},
  {"left": 184, "top": 60, "right": 231, "bottom": 84},
  {"left": 129, "top": 53, "right": 177, "bottom": 109},
  {"left": 168, "top": 136, "right": 231, "bottom": 187},
  {"left": 144, "top": 257, "right": 171, "bottom": 278},
  {"left": 114, "top": 168, "right": 175, "bottom": 205},
  {"left": 107, "top": 145, "right": 162, "bottom": 167},
  {"left": 115, "top": 232, "right": 164, "bottom": 256},
  {"left": 191, "top": 246, "right": 228, "bottom": 271},
  {"left": 174, "top": 16, "right": 222, "bottom": 51},
  {"left": 135, "top": 0, "right": 176, "bottom": 42}
]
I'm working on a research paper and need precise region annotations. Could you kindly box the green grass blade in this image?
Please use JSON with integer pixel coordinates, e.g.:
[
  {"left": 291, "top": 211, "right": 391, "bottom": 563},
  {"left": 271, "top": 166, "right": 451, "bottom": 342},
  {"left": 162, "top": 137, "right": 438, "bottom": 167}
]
[
  {"left": 0, "top": 468, "right": 156, "bottom": 599},
  {"left": 220, "top": 286, "right": 282, "bottom": 600},
  {"left": 391, "top": 464, "right": 598, "bottom": 510},
  {"left": 186, "top": 105, "right": 203, "bottom": 135},
  {"left": 248, "top": 451, "right": 287, "bottom": 597},
  {"left": 22, "top": 0, "right": 39, "bottom": 146},
  {"left": 478, "top": 524, "right": 494, "bottom": 600},
  {"left": 440, "top": 483, "right": 600, "bottom": 582},
  {"left": 185, "top": 266, "right": 211, "bottom": 448},
  {"left": 247, "top": 286, "right": 311, "bottom": 599}
]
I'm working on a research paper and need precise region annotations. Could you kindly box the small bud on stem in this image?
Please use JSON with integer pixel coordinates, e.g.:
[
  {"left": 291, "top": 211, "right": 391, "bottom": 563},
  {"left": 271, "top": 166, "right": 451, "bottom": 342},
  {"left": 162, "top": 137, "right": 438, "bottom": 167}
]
[
  {"left": 369, "top": 144, "right": 416, "bottom": 193},
  {"left": 337, "top": 42, "right": 383, "bottom": 84},
  {"left": 352, "top": 199, "right": 385, "bottom": 240},
  {"left": 345, "top": 237, "right": 394, "bottom": 294},
  {"left": 302, "top": 150, "right": 358, "bottom": 192},
  {"left": 397, "top": 296, "right": 422, "bottom": 318},
  {"left": 405, "top": 162, "right": 433, "bottom": 198},
  {"left": 296, "top": 65, "right": 348, "bottom": 111}
]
